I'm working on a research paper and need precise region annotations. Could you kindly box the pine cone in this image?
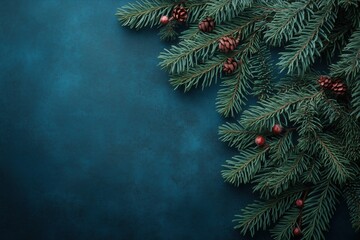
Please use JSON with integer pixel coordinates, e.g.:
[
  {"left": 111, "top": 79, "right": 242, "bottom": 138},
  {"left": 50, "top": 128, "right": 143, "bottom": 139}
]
[
  {"left": 218, "top": 36, "right": 239, "bottom": 53},
  {"left": 331, "top": 78, "right": 347, "bottom": 95},
  {"left": 172, "top": 5, "right": 188, "bottom": 23},
  {"left": 223, "top": 58, "right": 238, "bottom": 74},
  {"left": 198, "top": 17, "right": 215, "bottom": 32},
  {"left": 318, "top": 75, "right": 333, "bottom": 89}
]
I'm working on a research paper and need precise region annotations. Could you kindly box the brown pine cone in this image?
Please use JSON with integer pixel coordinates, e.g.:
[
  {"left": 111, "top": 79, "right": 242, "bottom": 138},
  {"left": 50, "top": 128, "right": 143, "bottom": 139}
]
[
  {"left": 172, "top": 5, "right": 188, "bottom": 23},
  {"left": 331, "top": 78, "right": 347, "bottom": 95},
  {"left": 198, "top": 17, "right": 215, "bottom": 32},
  {"left": 218, "top": 36, "right": 239, "bottom": 53},
  {"left": 318, "top": 75, "right": 333, "bottom": 89},
  {"left": 222, "top": 58, "right": 238, "bottom": 74}
]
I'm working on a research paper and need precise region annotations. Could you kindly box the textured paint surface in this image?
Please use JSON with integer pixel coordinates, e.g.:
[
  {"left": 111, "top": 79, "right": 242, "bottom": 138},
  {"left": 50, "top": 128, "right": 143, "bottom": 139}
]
[{"left": 0, "top": 1, "right": 358, "bottom": 240}]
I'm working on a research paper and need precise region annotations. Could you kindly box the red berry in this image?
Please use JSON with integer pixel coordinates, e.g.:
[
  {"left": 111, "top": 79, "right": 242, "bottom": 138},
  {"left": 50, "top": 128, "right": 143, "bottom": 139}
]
[
  {"left": 160, "top": 15, "right": 169, "bottom": 24},
  {"left": 295, "top": 199, "right": 304, "bottom": 208},
  {"left": 272, "top": 124, "right": 283, "bottom": 135},
  {"left": 255, "top": 135, "right": 266, "bottom": 147},
  {"left": 293, "top": 227, "right": 302, "bottom": 236}
]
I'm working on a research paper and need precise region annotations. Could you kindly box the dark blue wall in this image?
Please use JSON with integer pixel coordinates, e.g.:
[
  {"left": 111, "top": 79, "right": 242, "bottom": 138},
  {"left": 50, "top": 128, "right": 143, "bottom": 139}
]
[{"left": 0, "top": 1, "right": 358, "bottom": 239}]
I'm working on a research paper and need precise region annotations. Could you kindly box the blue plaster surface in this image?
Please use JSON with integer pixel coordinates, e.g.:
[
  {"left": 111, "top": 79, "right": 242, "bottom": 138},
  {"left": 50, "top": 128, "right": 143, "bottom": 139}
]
[{"left": 0, "top": 1, "right": 358, "bottom": 239}]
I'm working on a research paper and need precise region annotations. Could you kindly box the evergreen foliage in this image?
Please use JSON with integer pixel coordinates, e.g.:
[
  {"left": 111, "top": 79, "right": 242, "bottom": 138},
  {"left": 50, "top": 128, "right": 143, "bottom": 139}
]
[{"left": 117, "top": 0, "right": 360, "bottom": 239}]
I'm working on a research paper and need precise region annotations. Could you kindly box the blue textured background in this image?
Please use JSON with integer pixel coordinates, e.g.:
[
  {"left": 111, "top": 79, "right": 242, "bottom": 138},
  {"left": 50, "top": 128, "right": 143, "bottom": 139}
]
[{"left": 0, "top": 1, "right": 358, "bottom": 239}]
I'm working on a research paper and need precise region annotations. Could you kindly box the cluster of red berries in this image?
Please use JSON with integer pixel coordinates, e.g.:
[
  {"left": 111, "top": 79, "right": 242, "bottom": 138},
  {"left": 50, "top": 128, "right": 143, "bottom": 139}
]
[{"left": 255, "top": 124, "right": 283, "bottom": 147}]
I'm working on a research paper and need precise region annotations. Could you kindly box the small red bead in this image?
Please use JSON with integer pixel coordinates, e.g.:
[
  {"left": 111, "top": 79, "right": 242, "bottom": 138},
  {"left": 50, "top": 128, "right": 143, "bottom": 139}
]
[
  {"left": 293, "top": 227, "right": 302, "bottom": 236},
  {"left": 272, "top": 124, "right": 283, "bottom": 135},
  {"left": 295, "top": 199, "right": 304, "bottom": 208},
  {"left": 255, "top": 135, "right": 266, "bottom": 147},
  {"left": 160, "top": 15, "right": 169, "bottom": 24}
]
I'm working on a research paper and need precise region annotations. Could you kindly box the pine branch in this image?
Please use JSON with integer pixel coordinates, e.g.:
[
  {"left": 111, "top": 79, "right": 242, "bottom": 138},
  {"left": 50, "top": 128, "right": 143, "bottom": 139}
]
[
  {"left": 344, "top": 179, "right": 360, "bottom": 231},
  {"left": 251, "top": 44, "right": 274, "bottom": 100},
  {"left": 269, "top": 130, "right": 294, "bottom": 163},
  {"left": 116, "top": 0, "right": 207, "bottom": 29},
  {"left": 344, "top": 3, "right": 360, "bottom": 28},
  {"left": 203, "top": 0, "right": 253, "bottom": 23},
  {"left": 318, "top": 97, "right": 343, "bottom": 124},
  {"left": 186, "top": 1, "right": 208, "bottom": 23},
  {"left": 159, "top": 10, "right": 267, "bottom": 74},
  {"left": 320, "top": 8, "right": 354, "bottom": 63},
  {"left": 253, "top": 152, "right": 309, "bottom": 198},
  {"left": 331, "top": 27, "right": 360, "bottom": 82},
  {"left": 316, "top": 133, "right": 354, "bottom": 184},
  {"left": 339, "top": 0, "right": 360, "bottom": 8},
  {"left": 169, "top": 55, "right": 224, "bottom": 91},
  {"left": 302, "top": 157, "right": 322, "bottom": 184},
  {"left": 278, "top": 3, "right": 337, "bottom": 75},
  {"left": 265, "top": 0, "right": 314, "bottom": 46},
  {"left": 270, "top": 208, "right": 299, "bottom": 240},
  {"left": 351, "top": 76, "right": 360, "bottom": 119},
  {"left": 274, "top": 72, "right": 319, "bottom": 94},
  {"left": 215, "top": 29, "right": 264, "bottom": 116},
  {"left": 235, "top": 188, "right": 303, "bottom": 237},
  {"left": 158, "top": 20, "right": 179, "bottom": 41},
  {"left": 116, "top": 0, "right": 174, "bottom": 29},
  {"left": 218, "top": 122, "right": 257, "bottom": 150},
  {"left": 302, "top": 180, "right": 340, "bottom": 240},
  {"left": 169, "top": 27, "right": 263, "bottom": 92},
  {"left": 222, "top": 147, "right": 268, "bottom": 186},
  {"left": 240, "top": 89, "right": 322, "bottom": 130},
  {"left": 290, "top": 101, "right": 323, "bottom": 154},
  {"left": 216, "top": 58, "right": 252, "bottom": 117},
  {"left": 336, "top": 109, "right": 360, "bottom": 161}
]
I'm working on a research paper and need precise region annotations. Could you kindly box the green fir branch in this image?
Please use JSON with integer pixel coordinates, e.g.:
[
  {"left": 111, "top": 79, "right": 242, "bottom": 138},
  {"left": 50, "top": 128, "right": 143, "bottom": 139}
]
[
  {"left": 339, "top": 0, "right": 360, "bottom": 8},
  {"left": 218, "top": 122, "right": 258, "bottom": 150},
  {"left": 216, "top": 58, "right": 252, "bottom": 117},
  {"left": 116, "top": 0, "right": 207, "bottom": 29},
  {"left": 116, "top": 0, "right": 174, "bottom": 29},
  {"left": 253, "top": 152, "right": 309, "bottom": 198},
  {"left": 302, "top": 180, "right": 340, "bottom": 240},
  {"left": 215, "top": 30, "right": 264, "bottom": 116},
  {"left": 159, "top": 11, "right": 266, "bottom": 74},
  {"left": 240, "top": 89, "right": 322, "bottom": 130},
  {"left": 290, "top": 101, "right": 323, "bottom": 154},
  {"left": 251, "top": 44, "right": 274, "bottom": 100},
  {"left": 320, "top": 10, "right": 354, "bottom": 63},
  {"left": 222, "top": 147, "right": 268, "bottom": 186},
  {"left": 344, "top": 179, "right": 360, "bottom": 231},
  {"left": 316, "top": 133, "right": 354, "bottom": 184},
  {"left": 302, "top": 157, "right": 322, "bottom": 184},
  {"left": 274, "top": 72, "right": 318, "bottom": 94},
  {"left": 344, "top": 3, "right": 360, "bottom": 28},
  {"left": 203, "top": 0, "right": 253, "bottom": 23},
  {"left": 270, "top": 208, "right": 300, "bottom": 240},
  {"left": 317, "top": 97, "right": 343, "bottom": 124},
  {"left": 168, "top": 55, "right": 224, "bottom": 91},
  {"left": 278, "top": 3, "right": 337, "bottom": 75},
  {"left": 330, "top": 27, "right": 360, "bottom": 82},
  {"left": 158, "top": 20, "right": 179, "bottom": 41},
  {"left": 269, "top": 131, "right": 294, "bottom": 163},
  {"left": 235, "top": 188, "right": 303, "bottom": 237},
  {"left": 335, "top": 108, "right": 360, "bottom": 163},
  {"left": 265, "top": 0, "right": 314, "bottom": 46},
  {"left": 351, "top": 77, "right": 360, "bottom": 119}
]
